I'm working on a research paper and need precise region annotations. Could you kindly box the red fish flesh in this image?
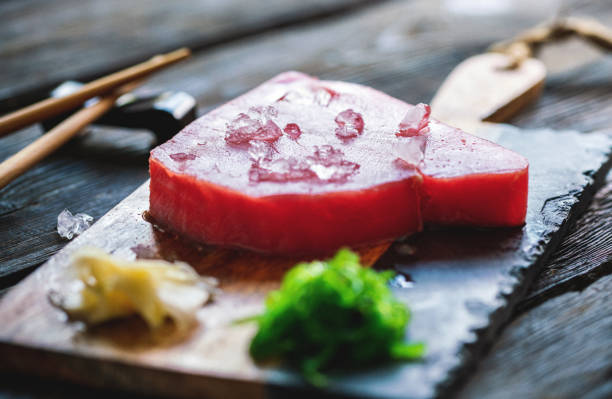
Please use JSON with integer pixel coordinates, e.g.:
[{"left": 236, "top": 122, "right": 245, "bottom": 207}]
[{"left": 149, "top": 72, "right": 528, "bottom": 254}]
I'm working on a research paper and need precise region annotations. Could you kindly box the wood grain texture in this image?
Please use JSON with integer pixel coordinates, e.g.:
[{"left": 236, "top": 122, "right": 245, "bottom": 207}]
[
  {"left": 0, "top": 183, "right": 389, "bottom": 399},
  {"left": 137, "top": 0, "right": 561, "bottom": 113},
  {"left": 0, "top": 85, "right": 134, "bottom": 189},
  {"left": 0, "top": 0, "right": 374, "bottom": 112},
  {"left": 430, "top": 53, "right": 546, "bottom": 133},
  {"left": 0, "top": 375, "right": 153, "bottom": 399},
  {"left": 0, "top": 49, "right": 188, "bottom": 138},
  {"left": 458, "top": 273, "right": 612, "bottom": 399},
  {"left": 0, "top": 126, "right": 609, "bottom": 398},
  {"left": 3, "top": 0, "right": 612, "bottom": 298},
  {"left": 0, "top": 0, "right": 548, "bottom": 288},
  {"left": 1, "top": 0, "right": 612, "bottom": 397},
  {"left": 520, "top": 171, "right": 612, "bottom": 311},
  {"left": 0, "top": 125, "right": 150, "bottom": 286}
]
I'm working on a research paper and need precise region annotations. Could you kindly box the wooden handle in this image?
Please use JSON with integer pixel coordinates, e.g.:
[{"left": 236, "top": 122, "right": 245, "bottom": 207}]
[
  {"left": 0, "top": 82, "right": 140, "bottom": 190},
  {"left": 431, "top": 16, "right": 612, "bottom": 134},
  {"left": 430, "top": 53, "right": 546, "bottom": 134},
  {"left": 0, "top": 48, "right": 190, "bottom": 137},
  {"left": 490, "top": 16, "right": 612, "bottom": 68}
]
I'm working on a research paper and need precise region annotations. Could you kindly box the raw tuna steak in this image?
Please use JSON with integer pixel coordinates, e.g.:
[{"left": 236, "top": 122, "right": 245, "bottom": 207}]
[{"left": 149, "top": 72, "right": 528, "bottom": 254}]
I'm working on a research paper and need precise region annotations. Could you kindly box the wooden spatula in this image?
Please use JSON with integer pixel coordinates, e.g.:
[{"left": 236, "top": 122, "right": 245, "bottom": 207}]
[
  {"left": 430, "top": 53, "right": 545, "bottom": 134},
  {"left": 431, "top": 16, "right": 612, "bottom": 136}
]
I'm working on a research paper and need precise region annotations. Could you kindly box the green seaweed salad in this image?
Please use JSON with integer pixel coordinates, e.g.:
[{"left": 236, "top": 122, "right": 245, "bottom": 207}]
[{"left": 245, "top": 248, "right": 424, "bottom": 385}]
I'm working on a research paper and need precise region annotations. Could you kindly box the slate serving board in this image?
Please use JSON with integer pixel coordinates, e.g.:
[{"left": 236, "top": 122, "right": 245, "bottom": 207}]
[
  {"left": 0, "top": 125, "right": 610, "bottom": 399},
  {"left": 270, "top": 126, "right": 612, "bottom": 399}
]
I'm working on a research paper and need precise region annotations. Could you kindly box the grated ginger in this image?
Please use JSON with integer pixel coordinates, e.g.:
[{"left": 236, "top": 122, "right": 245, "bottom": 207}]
[{"left": 50, "top": 247, "right": 217, "bottom": 330}]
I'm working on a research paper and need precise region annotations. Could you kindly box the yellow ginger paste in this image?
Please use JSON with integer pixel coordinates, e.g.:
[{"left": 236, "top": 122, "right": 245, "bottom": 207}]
[{"left": 51, "top": 247, "right": 217, "bottom": 330}]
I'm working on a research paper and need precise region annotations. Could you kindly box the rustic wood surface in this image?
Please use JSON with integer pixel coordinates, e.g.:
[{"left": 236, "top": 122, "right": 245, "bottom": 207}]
[
  {"left": 0, "top": 182, "right": 398, "bottom": 399},
  {"left": 0, "top": 0, "right": 374, "bottom": 112},
  {"left": 460, "top": 273, "right": 612, "bottom": 399},
  {"left": 520, "top": 172, "right": 612, "bottom": 311},
  {"left": 1, "top": 129, "right": 608, "bottom": 399},
  {"left": 1, "top": 0, "right": 611, "bottom": 398}
]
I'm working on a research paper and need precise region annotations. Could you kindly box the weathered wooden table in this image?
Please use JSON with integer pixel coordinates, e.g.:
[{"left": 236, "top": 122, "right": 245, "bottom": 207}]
[{"left": 1, "top": 1, "right": 610, "bottom": 398}]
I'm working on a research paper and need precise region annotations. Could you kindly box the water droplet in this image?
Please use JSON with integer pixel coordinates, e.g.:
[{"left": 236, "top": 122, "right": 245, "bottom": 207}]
[
  {"left": 334, "top": 109, "right": 364, "bottom": 140},
  {"left": 170, "top": 152, "right": 197, "bottom": 161},
  {"left": 395, "top": 243, "right": 417, "bottom": 256},
  {"left": 283, "top": 123, "right": 302, "bottom": 140},
  {"left": 311, "top": 145, "right": 345, "bottom": 165},
  {"left": 307, "top": 145, "right": 360, "bottom": 183},
  {"left": 389, "top": 274, "right": 414, "bottom": 289}
]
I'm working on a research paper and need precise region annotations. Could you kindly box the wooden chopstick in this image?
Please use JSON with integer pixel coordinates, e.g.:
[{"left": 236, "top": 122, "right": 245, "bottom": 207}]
[
  {"left": 0, "top": 47, "right": 190, "bottom": 138},
  {"left": 0, "top": 81, "right": 142, "bottom": 190}
]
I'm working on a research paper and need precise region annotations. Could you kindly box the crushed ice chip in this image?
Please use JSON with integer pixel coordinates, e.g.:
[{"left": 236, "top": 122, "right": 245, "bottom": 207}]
[
  {"left": 249, "top": 157, "right": 313, "bottom": 183},
  {"left": 57, "top": 209, "right": 93, "bottom": 240},
  {"left": 248, "top": 141, "right": 275, "bottom": 162},
  {"left": 308, "top": 145, "right": 360, "bottom": 182},
  {"left": 225, "top": 111, "right": 282, "bottom": 145},
  {"left": 313, "top": 87, "right": 337, "bottom": 106},
  {"left": 248, "top": 145, "right": 359, "bottom": 184},
  {"left": 393, "top": 135, "right": 428, "bottom": 169},
  {"left": 396, "top": 103, "right": 431, "bottom": 137},
  {"left": 277, "top": 86, "right": 338, "bottom": 107}
]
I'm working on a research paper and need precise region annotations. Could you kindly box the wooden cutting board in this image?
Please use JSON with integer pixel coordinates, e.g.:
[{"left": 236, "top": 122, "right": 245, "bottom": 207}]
[{"left": 0, "top": 55, "right": 611, "bottom": 398}]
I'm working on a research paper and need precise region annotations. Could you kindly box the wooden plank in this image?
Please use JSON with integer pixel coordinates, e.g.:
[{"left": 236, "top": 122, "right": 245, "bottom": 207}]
[
  {"left": 4, "top": 278, "right": 612, "bottom": 399},
  {"left": 0, "top": 0, "right": 374, "bottom": 112},
  {"left": 430, "top": 53, "right": 546, "bottom": 132},
  {"left": 0, "top": 182, "right": 387, "bottom": 399},
  {"left": 135, "top": 0, "right": 612, "bottom": 119},
  {"left": 0, "top": 126, "right": 609, "bottom": 399},
  {"left": 1, "top": 0, "right": 612, "bottom": 397},
  {"left": 5, "top": 0, "right": 612, "bottom": 289},
  {"left": 0, "top": 125, "right": 150, "bottom": 286},
  {"left": 454, "top": 172, "right": 612, "bottom": 399},
  {"left": 458, "top": 273, "right": 612, "bottom": 399},
  {"left": 520, "top": 171, "right": 612, "bottom": 311},
  {"left": 138, "top": 2, "right": 556, "bottom": 112},
  {"left": 0, "top": 374, "right": 145, "bottom": 399}
]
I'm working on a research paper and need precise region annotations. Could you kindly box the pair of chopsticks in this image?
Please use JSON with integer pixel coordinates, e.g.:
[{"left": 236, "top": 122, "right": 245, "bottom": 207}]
[{"left": 0, "top": 48, "right": 191, "bottom": 190}]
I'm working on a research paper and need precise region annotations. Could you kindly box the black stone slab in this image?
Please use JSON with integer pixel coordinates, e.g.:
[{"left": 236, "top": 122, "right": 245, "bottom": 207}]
[{"left": 266, "top": 126, "right": 612, "bottom": 399}]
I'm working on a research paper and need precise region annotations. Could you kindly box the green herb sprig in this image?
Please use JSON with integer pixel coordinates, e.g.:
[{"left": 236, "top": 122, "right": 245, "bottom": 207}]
[{"left": 247, "top": 248, "right": 424, "bottom": 385}]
